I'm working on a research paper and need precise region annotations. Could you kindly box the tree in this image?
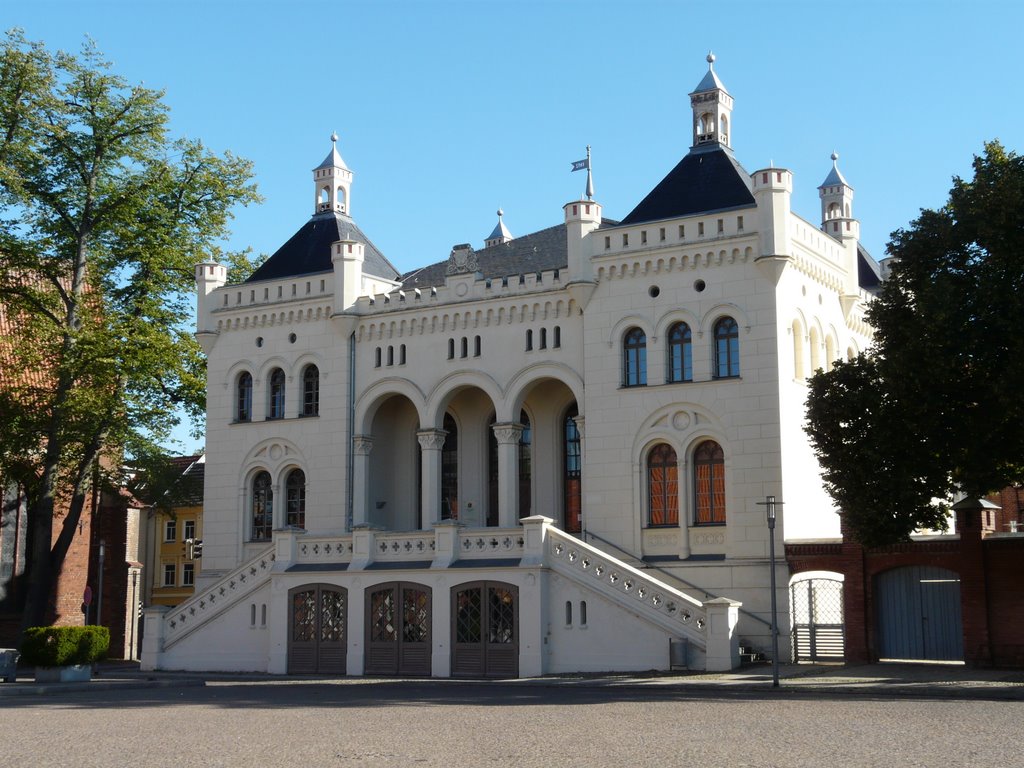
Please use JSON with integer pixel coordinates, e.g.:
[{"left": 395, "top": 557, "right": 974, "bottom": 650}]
[
  {"left": 0, "top": 30, "right": 260, "bottom": 632},
  {"left": 805, "top": 142, "right": 1024, "bottom": 547}
]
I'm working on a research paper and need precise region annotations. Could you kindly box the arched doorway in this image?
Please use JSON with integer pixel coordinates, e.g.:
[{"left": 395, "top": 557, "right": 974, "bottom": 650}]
[
  {"left": 876, "top": 566, "right": 963, "bottom": 661},
  {"left": 364, "top": 581, "right": 432, "bottom": 676},
  {"left": 288, "top": 584, "right": 347, "bottom": 674},
  {"left": 451, "top": 581, "right": 519, "bottom": 678},
  {"left": 790, "top": 573, "right": 844, "bottom": 662}
]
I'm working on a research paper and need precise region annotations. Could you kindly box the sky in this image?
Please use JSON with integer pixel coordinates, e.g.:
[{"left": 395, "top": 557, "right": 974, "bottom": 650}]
[{"left": 8, "top": 0, "right": 1024, "bottom": 454}]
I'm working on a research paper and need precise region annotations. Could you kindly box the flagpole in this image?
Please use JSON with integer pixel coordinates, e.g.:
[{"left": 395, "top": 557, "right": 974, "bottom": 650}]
[{"left": 585, "top": 145, "right": 594, "bottom": 201}]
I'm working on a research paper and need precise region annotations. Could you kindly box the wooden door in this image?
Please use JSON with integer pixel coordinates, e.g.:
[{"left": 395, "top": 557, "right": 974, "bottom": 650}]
[
  {"left": 365, "top": 582, "right": 432, "bottom": 676},
  {"left": 452, "top": 581, "right": 518, "bottom": 678},
  {"left": 288, "top": 584, "right": 347, "bottom": 674}
]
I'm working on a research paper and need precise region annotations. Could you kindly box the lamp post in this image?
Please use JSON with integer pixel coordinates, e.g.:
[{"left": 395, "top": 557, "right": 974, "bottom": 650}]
[
  {"left": 759, "top": 495, "right": 782, "bottom": 688},
  {"left": 97, "top": 541, "right": 105, "bottom": 627}
]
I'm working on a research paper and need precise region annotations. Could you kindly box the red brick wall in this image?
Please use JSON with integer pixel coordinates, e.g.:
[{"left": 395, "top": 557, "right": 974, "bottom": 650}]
[{"left": 787, "top": 511, "right": 1024, "bottom": 668}]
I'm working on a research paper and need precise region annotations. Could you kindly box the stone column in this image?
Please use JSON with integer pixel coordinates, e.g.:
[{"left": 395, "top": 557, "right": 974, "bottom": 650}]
[
  {"left": 417, "top": 429, "right": 447, "bottom": 529},
  {"left": 352, "top": 435, "right": 373, "bottom": 528},
  {"left": 703, "top": 597, "right": 741, "bottom": 671},
  {"left": 492, "top": 422, "right": 523, "bottom": 528}
]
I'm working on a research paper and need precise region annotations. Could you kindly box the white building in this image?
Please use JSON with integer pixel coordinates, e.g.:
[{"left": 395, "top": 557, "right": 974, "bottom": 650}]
[{"left": 142, "top": 56, "right": 878, "bottom": 677}]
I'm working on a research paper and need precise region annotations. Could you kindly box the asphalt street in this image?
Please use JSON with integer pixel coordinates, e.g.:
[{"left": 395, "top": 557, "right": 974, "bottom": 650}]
[{"left": 2, "top": 680, "right": 1020, "bottom": 768}]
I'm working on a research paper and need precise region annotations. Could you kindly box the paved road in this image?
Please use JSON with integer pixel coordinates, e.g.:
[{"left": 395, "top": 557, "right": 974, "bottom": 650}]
[{"left": 3, "top": 680, "right": 1020, "bottom": 767}]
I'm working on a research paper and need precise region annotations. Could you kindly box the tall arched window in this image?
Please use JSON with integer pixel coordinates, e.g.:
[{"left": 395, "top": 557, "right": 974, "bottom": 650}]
[
  {"left": 694, "top": 440, "right": 726, "bottom": 525},
  {"left": 647, "top": 444, "right": 679, "bottom": 526},
  {"left": 667, "top": 322, "right": 692, "bottom": 383},
  {"left": 252, "top": 471, "right": 273, "bottom": 541},
  {"left": 519, "top": 410, "right": 531, "bottom": 520},
  {"left": 563, "top": 405, "right": 582, "bottom": 533},
  {"left": 714, "top": 317, "right": 740, "bottom": 379},
  {"left": 236, "top": 372, "right": 253, "bottom": 422},
  {"left": 441, "top": 413, "right": 458, "bottom": 521},
  {"left": 268, "top": 368, "right": 286, "bottom": 419},
  {"left": 286, "top": 469, "right": 305, "bottom": 529},
  {"left": 623, "top": 327, "right": 647, "bottom": 387},
  {"left": 809, "top": 327, "right": 822, "bottom": 374},
  {"left": 792, "top": 319, "right": 806, "bottom": 379},
  {"left": 301, "top": 365, "right": 319, "bottom": 416}
]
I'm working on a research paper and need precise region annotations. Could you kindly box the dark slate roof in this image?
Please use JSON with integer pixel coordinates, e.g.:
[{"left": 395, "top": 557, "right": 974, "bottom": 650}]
[
  {"left": 858, "top": 245, "right": 881, "bottom": 294},
  {"left": 618, "top": 146, "right": 756, "bottom": 226},
  {"left": 399, "top": 218, "right": 616, "bottom": 290},
  {"left": 246, "top": 211, "right": 400, "bottom": 283}
]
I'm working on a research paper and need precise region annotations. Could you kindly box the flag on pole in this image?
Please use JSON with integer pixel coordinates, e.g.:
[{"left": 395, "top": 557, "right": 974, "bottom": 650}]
[{"left": 571, "top": 158, "right": 589, "bottom": 172}]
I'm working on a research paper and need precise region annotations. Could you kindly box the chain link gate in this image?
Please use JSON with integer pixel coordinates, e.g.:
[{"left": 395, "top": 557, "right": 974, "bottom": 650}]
[{"left": 791, "top": 576, "right": 845, "bottom": 662}]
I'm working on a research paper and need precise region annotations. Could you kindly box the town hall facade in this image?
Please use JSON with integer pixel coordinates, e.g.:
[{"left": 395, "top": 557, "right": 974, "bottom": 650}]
[{"left": 142, "top": 56, "right": 879, "bottom": 676}]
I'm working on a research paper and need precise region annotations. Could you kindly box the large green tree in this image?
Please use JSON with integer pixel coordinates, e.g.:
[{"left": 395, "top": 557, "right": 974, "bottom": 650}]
[
  {"left": 805, "top": 142, "right": 1024, "bottom": 547},
  {"left": 0, "top": 30, "right": 259, "bottom": 630}
]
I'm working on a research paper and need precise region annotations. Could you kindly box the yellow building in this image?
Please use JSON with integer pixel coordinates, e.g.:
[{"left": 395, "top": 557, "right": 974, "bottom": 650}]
[{"left": 149, "top": 455, "right": 204, "bottom": 607}]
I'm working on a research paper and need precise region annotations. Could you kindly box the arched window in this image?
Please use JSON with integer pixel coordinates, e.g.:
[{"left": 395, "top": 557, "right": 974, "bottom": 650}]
[
  {"left": 375, "top": 348, "right": 382, "bottom": 367},
  {"left": 647, "top": 444, "right": 679, "bottom": 527},
  {"left": 525, "top": 329, "right": 533, "bottom": 351},
  {"left": 337, "top": 186, "right": 347, "bottom": 213},
  {"left": 251, "top": 471, "right": 273, "bottom": 541},
  {"left": 623, "top": 327, "right": 647, "bottom": 387},
  {"left": 694, "top": 440, "right": 726, "bottom": 525},
  {"left": 460, "top": 337, "right": 468, "bottom": 358},
  {"left": 236, "top": 372, "right": 253, "bottom": 422},
  {"left": 792, "top": 320, "right": 805, "bottom": 379},
  {"left": 667, "top": 322, "right": 692, "bottom": 383},
  {"left": 714, "top": 317, "right": 740, "bottom": 379},
  {"left": 553, "top": 326, "right": 561, "bottom": 348},
  {"left": 519, "top": 410, "right": 531, "bottom": 519},
  {"left": 301, "top": 365, "right": 319, "bottom": 417},
  {"left": 563, "top": 405, "right": 582, "bottom": 533},
  {"left": 539, "top": 328, "right": 547, "bottom": 350},
  {"left": 387, "top": 346, "right": 394, "bottom": 366},
  {"left": 447, "top": 339, "right": 455, "bottom": 360},
  {"left": 400, "top": 344, "right": 407, "bottom": 365},
  {"left": 286, "top": 469, "right": 305, "bottom": 529},
  {"left": 809, "top": 327, "right": 821, "bottom": 373},
  {"left": 825, "top": 336, "right": 836, "bottom": 372},
  {"left": 441, "top": 413, "right": 458, "bottom": 521},
  {"left": 268, "top": 368, "right": 286, "bottom": 419}
]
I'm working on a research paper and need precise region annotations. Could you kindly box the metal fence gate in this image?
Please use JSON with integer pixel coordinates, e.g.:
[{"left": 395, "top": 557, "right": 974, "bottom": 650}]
[
  {"left": 876, "top": 566, "right": 963, "bottom": 661},
  {"left": 791, "top": 576, "right": 845, "bottom": 662}
]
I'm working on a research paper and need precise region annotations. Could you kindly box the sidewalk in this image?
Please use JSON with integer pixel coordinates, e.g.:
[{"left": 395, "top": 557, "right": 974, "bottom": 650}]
[{"left": 2, "top": 660, "right": 1022, "bottom": 700}]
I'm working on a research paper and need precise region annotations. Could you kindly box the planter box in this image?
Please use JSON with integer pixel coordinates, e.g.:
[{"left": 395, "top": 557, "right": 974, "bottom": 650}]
[{"left": 34, "top": 664, "right": 92, "bottom": 683}]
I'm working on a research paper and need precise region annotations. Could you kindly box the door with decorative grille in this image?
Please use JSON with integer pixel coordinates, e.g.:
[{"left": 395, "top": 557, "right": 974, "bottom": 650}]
[
  {"left": 790, "top": 576, "right": 845, "bottom": 662},
  {"left": 451, "top": 581, "right": 519, "bottom": 678},
  {"left": 364, "top": 582, "right": 432, "bottom": 676},
  {"left": 288, "top": 584, "right": 347, "bottom": 674}
]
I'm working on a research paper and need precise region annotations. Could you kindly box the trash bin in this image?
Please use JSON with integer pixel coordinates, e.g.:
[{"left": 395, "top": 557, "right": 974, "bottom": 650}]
[
  {"left": 0, "top": 649, "right": 19, "bottom": 683},
  {"left": 669, "top": 638, "right": 688, "bottom": 669}
]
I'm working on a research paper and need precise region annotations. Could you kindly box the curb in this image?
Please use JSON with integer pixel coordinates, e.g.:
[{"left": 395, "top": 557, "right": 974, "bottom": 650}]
[{"left": 0, "top": 676, "right": 206, "bottom": 698}]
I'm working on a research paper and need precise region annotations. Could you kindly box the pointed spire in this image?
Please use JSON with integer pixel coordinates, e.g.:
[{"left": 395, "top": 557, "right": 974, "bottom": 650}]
[
  {"left": 485, "top": 208, "right": 513, "bottom": 246},
  {"left": 584, "top": 145, "right": 594, "bottom": 201},
  {"left": 693, "top": 50, "right": 727, "bottom": 93},
  {"left": 315, "top": 131, "right": 349, "bottom": 171},
  {"left": 819, "top": 151, "right": 849, "bottom": 189}
]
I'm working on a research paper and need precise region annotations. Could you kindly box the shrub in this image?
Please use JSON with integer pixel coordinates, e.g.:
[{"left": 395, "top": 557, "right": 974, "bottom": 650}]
[{"left": 20, "top": 626, "right": 110, "bottom": 667}]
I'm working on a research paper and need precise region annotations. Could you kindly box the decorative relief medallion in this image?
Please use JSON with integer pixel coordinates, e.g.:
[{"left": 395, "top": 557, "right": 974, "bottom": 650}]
[
  {"left": 269, "top": 444, "right": 282, "bottom": 461},
  {"left": 445, "top": 245, "right": 479, "bottom": 276},
  {"left": 672, "top": 411, "right": 691, "bottom": 431}
]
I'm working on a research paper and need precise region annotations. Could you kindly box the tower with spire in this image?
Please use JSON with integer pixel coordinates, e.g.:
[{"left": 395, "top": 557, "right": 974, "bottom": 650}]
[
  {"left": 484, "top": 209, "right": 513, "bottom": 248},
  {"left": 314, "top": 132, "right": 353, "bottom": 215},
  {"left": 819, "top": 152, "right": 862, "bottom": 296},
  {"left": 690, "top": 52, "right": 733, "bottom": 149}
]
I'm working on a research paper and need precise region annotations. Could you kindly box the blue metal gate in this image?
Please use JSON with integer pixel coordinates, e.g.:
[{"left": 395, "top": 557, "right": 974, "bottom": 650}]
[{"left": 876, "top": 566, "right": 963, "bottom": 661}]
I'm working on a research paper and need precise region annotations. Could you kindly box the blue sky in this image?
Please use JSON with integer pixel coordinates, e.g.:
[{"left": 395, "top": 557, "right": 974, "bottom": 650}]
[{"left": 9, "top": 0, "right": 1024, "bottom": 454}]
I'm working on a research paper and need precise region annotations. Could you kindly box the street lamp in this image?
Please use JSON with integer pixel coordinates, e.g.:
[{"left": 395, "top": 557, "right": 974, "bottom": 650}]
[
  {"left": 759, "top": 495, "right": 782, "bottom": 688},
  {"left": 97, "top": 541, "right": 105, "bottom": 628}
]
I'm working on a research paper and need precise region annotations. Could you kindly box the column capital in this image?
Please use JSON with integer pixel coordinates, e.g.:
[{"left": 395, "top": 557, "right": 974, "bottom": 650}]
[
  {"left": 353, "top": 435, "right": 374, "bottom": 455},
  {"left": 571, "top": 414, "right": 585, "bottom": 439},
  {"left": 492, "top": 422, "right": 524, "bottom": 445},
  {"left": 417, "top": 428, "right": 448, "bottom": 451}
]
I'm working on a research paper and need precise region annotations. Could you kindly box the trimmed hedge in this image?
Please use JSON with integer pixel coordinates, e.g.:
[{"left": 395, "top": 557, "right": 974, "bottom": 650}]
[{"left": 20, "top": 626, "right": 110, "bottom": 667}]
